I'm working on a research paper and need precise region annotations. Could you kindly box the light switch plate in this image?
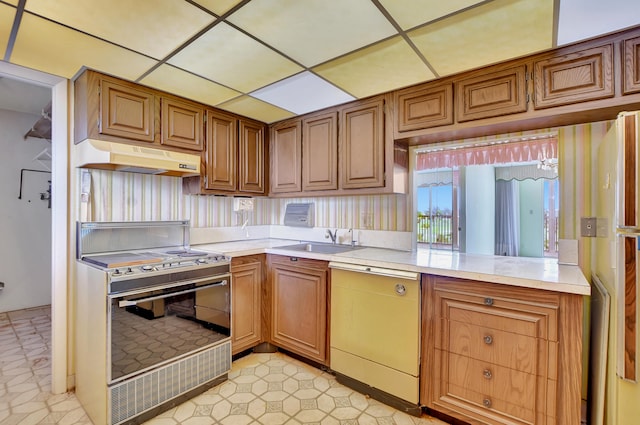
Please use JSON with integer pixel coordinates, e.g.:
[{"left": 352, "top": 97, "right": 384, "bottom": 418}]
[{"left": 581, "top": 217, "right": 597, "bottom": 237}]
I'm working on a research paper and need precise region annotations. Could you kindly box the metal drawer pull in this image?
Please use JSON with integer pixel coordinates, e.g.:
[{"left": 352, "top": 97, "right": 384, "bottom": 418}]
[
  {"left": 484, "top": 297, "right": 494, "bottom": 306},
  {"left": 483, "top": 369, "right": 492, "bottom": 379},
  {"left": 395, "top": 284, "right": 406, "bottom": 296},
  {"left": 483, "top": 398, "right": 492, "bottom": 408},
  {"left": 484, "top": 335, "right": 493, "bottom": 345}
]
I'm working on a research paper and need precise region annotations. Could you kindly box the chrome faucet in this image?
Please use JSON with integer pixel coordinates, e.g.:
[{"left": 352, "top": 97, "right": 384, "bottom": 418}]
[
  {"left": 325, "top": 228, "right": 338, "bottom": 244},
  {"left": 348, "top": 228, "right": 357, "bottom": 247}
]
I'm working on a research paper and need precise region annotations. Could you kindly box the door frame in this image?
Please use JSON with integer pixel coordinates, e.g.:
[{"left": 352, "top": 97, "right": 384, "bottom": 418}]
[{"left": 0, "top": 61, "right": 69, "bottom": 394}]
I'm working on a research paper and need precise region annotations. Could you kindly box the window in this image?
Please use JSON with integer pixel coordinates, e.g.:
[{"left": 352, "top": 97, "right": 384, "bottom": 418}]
[{"left": 414, "top": 137, "right": 559, "bottom": 258}]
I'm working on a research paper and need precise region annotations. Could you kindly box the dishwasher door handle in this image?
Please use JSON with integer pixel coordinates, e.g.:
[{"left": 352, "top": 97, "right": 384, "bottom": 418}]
[{"left": 329, "top": 262, "right": 419, "bottom": 280}]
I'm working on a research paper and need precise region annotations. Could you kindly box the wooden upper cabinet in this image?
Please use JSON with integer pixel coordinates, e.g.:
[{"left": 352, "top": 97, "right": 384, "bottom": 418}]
[
  {"left": 238, "top": 119, "right": 266, "bottom": 194},
  {"left": 303, "top": 111, "right": 338, "bottom": 191},
  {"left": 205, "top": 109, "right": 237, "bottom": 192},
  {"left": 455, "top": 65, "right": 528, "bottom": 122},
  {"left": 100, "top": 77, "right": 156, "bottom": 143},
  {"left": 340, "top": 97, "right": 385, "bottom": 189},
  {"left": 395, "top": 82, "right": 453, "bottom": 133},
  {"left": 533, "top": 44, "right": 614, "bottom": 109},
  {"left": 624, "top": 35, "right": 640, "bottom": 95},
  {"left": 270, "top": 119, "right": 302, "bottom": 194},
  {"left": 160, "top": 96, "right": 204, "bottom": 151}
]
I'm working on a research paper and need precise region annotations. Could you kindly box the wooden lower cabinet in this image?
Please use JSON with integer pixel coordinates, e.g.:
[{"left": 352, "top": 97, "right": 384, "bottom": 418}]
[
  {"left": 231, "top": 256, "right": 263, "bottom": 355},
  {"left": 268, "top": 255, "right": 328, "bottom": 365},
  {"left": 421, "top": 275, "right": 583, "bottom": 425}
]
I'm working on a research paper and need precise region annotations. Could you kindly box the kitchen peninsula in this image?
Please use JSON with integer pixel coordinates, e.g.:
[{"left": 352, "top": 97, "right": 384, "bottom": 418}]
[{"left": 196, "top": 237, "right": 589, "bottom": 424}]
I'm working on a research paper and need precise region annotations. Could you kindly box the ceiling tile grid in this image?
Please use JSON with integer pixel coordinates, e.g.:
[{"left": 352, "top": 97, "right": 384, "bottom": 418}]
[
  {"left": 0, "top": 0, "right": 638, "bottom": 123},
  {"left": 11, "top": 13, "right": 158, "bottom": 80}
]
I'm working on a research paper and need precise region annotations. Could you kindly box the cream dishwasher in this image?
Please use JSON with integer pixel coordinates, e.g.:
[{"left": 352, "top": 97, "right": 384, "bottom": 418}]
[{"left": 329, "top": 262, "right": 421, "bottom": 412}]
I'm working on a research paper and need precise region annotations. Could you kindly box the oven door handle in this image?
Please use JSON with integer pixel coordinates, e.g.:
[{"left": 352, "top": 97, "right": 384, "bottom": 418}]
[{"left": 118, "top": 280, "right": 228, "bottom": 307}]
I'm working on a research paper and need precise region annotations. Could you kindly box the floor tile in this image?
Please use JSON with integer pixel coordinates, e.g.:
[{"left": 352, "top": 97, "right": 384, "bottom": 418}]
[{"left": 2, "top": 306, "right": 449, "bottom": 425}]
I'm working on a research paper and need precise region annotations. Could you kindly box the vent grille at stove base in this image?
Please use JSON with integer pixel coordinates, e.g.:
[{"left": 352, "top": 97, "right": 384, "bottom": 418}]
[{"left": 109, "top": 341, "right": 231, "bottom": 425}]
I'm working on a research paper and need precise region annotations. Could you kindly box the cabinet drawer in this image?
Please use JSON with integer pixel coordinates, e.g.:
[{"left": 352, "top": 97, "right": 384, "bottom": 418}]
[
  {"left": 435, "top": 293, "right": 558, "bottom": 340},
  {"left": 442, "top": 319, "right": 555, "bottom": 376},
  {"left": 434, "top": 351, "right": 556, "bottom": 424}
]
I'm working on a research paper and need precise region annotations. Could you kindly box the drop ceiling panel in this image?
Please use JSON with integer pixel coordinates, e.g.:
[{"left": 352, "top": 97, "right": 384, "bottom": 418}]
[
  {"left": 409, "top": 0, "right": 554, "bottom": 76},
  {"left": 192, "top": 0, "right": 243, "bottom": 16},
  {"left": 218, "top": 95, "right": 295, "bottom": 123},
  {"left": 0, "top": 4, "right": 16, "bottom": 59},
  {"left": 227, "top": 0, "right": 397, "bottom": 67},
  {"left": 11, "top": 14, "right": 157, "bottom": 80},
  {"left": 250, "top": 71, "right": 354, "bottom": 115},
  {"left": 169, "top": 22, "right": 303, "bottom": 93},
  {"left": 24, "top": 0, "right": 215, "bottom": 60},
  {"left": 378, "top": 0, "right": 485, "bottom": 30},
  {"left": 313, "top": 36, "right": 436, "bottom": 98},
  {"left": 140, "top": 65, "right": 241, "bottom": 107},
  {"left": 4, "top": 0, "right": 17, "bottom": 6},
  {"left": 557, "top": 0, "right": 640, "bottom": 45}
]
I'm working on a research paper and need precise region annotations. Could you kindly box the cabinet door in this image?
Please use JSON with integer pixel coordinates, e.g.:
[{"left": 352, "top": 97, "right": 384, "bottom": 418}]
[
  {"left": 270, "top": 258, "right": 327, "bottom": 364},
  {"left": 340, "top": 97, "right": 385, "bottom": 189},
  {"left": 303, "top": 112, "right": 338, "bottom": 191},
  {"left": 100, "top": 78, "right": 156, "bottom": 142},
  {"left": 231, "top": 259, "right": 262, "bottom": 355},
  {"left": 533, "top": 44, "right": 614, "bottom": 109},
  {"left": 205, "top": 110, "right": 237, "bottom": 191},
  {"left": 624, "top": 35, "right": 640, "bottom": 95},
  {"left": 239, "top": 119, "right": 266, "bottom": 194},
  {"left": 395, "top": 82, "right": 453, "bottom": 133},
  {"left": 161, "top": 97, "right": 204, "bottom": 151},
  {"left": 455, "top": 65, "right": 527, "bottom": 122},
  {"left": 270, "top": 119, "right": 302, "bottom": 193}
]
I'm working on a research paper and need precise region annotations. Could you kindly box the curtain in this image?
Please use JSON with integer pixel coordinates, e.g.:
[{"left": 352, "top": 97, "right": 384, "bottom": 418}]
[
  {"left": 416, "top": 137, "right": 557, "bottom": 170},
  {"left": 495, "top": 180, "right": 519, "bottom": 256}
]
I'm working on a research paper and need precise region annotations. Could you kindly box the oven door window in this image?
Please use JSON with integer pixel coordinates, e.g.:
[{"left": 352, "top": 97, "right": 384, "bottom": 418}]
[{"left": 109, "top": 277, "right": 230, "bottom": 383}]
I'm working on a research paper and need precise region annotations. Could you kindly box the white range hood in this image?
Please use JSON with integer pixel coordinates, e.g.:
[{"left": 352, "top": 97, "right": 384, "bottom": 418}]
[{"left": 76, "top": 139, "right": 200, "bottom": 177}]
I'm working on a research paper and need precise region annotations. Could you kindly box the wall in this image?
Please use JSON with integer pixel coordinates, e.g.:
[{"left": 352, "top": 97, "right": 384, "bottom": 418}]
[
  {"left": 0, "top": 109, "right": 52, "bottom": 312},
  {"left": 463, "top": 164, "right": 495, "bottom": 255},
  {"left": 518, "top": 179, "right": 544, "bottom": 257},
  {"left": 84, "top": 169, "right": 409, "bottom": 231}
]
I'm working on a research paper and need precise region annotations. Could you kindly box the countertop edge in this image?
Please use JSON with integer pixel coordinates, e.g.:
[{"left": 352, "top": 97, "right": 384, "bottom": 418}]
[{"left": 195, "top": 240, "right": 591, "bottom": 296}]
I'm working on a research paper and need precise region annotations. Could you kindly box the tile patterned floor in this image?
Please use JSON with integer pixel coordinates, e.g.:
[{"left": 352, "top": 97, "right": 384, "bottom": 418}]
[
  {"left": 143, "top": 353, "right": 447, "bottom": 425},
  {"left": 0, "top": 306, "right": 91, "bottom": 425},
  {"left": 1, "top": 306, "right": 448, "bottom": 425}
]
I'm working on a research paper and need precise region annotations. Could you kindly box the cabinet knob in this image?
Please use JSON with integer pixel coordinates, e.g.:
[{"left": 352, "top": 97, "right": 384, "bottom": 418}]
[
  {"left": 483, "top": 369, "right": 493, "bottom": 379},
  {"left": 483, "top": 398, "right": 492, "bottom": 408},
  {"left": 483, "top": 335, "right": 493, "bottom": 345},
  {"left": 395, "top": 284, "right": 406, "bottom": 296},
  {"left": 484, "top": 297, "right": 494, "bottom": 306}
]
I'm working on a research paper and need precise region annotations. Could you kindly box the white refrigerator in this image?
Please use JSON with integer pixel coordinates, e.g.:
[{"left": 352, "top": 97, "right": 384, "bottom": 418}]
[{"left": 595, "top": 110, "right": 640, "bottom": 384}]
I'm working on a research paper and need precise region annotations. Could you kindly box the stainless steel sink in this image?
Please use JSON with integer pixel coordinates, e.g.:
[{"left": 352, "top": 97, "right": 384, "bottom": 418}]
[{"left": 274, "top": 242, "right": 362, "bottom": 254}]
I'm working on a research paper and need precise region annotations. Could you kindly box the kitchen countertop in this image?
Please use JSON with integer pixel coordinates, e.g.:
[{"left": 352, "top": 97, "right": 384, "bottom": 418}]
[{"left": 196, "top": 239, "right": 591, "bottom": 296}]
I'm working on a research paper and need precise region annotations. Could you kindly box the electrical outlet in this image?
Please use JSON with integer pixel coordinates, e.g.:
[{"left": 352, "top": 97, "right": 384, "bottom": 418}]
[
  {"left": 233, "top": 198, "right": 254, "bottom": 211},
  {"left": 581, "top": 217, "right": 597, "bottom": 237},
  {"left": 361, "top": 212, "right": 373, "bottom": 229}
]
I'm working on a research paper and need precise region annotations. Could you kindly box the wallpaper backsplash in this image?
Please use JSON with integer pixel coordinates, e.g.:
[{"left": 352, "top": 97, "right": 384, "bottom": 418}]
[
  {"left": 84, "top": 120, "right": 611, "bottom": 248},
  {"left": 85, "top": 170, "right": 409, "bottom": 231}
]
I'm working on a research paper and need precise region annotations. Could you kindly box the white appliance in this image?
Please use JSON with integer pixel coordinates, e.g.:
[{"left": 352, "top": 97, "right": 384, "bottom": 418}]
[{"left": 595, "top": 111, "right": 640, "bottom": 385}]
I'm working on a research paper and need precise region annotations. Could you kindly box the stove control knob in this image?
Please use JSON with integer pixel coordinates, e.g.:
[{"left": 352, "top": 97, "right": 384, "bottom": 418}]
[
  {"left": 113, "top": 269, "right": 121, "bottom": 275},
  {"left": 125, "top": 267, "right": 133, "bottom": 274}
]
